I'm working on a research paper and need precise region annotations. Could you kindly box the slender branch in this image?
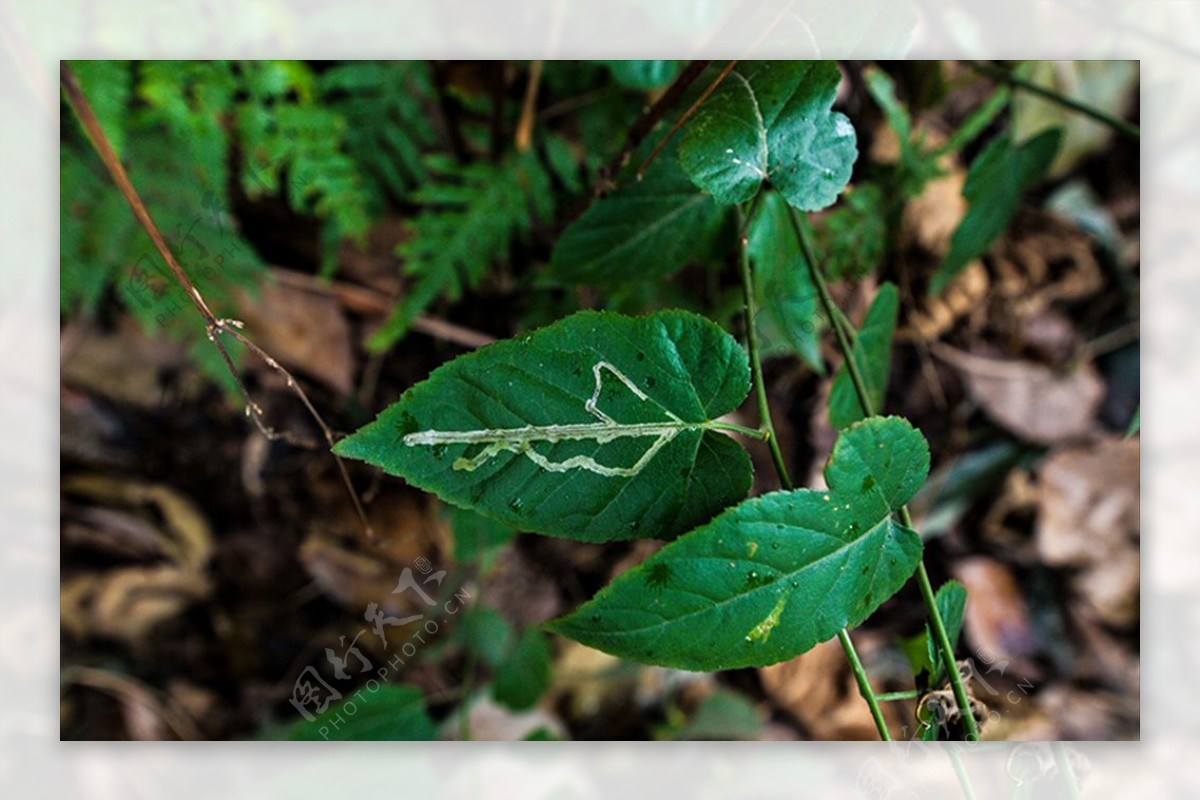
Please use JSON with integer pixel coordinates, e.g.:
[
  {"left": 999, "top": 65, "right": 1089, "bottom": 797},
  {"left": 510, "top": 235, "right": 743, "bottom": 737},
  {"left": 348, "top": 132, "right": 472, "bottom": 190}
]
[
  {"left": 708, "top": 420, "right": 769, "bottom": 440},
  {"left": 789, "top": 207, "right": 980, "bottom": 741},
  {"left": 637, "top": 60, "right": 738, "bottom": 180},
  {"left": 60, "top": 63, "right": 374, "bottom": 539},
  {"left": 735, "top": 205, "right": 790, "bottom": 491},
  {"left": 737, "top": 202, "right": 891, "bottom": 742},
  {"left": 595, "top": 59, "right": 711, "bottom": 196},
  {"left": 966, "top": 60, "right": 1140, "bottom": 140},
  {"left": 948, "top": 744, "right": 978, "bottom": 800},
  {"left": 837, "top": 628, "right": 892, "bottom": 741}
]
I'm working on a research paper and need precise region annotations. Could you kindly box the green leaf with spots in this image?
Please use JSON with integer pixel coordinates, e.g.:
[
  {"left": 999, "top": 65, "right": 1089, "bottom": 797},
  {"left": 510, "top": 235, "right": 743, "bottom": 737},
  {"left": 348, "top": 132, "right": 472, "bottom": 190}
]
[
  {"left": 678, "top": 61, "right": 857, "bottom": 211},
  {"left": 828, "top": 282, "right": 898, "bottom": 430},
  {"left": 335, "top": 310, "right": 752, "bottom": 543},
  {"left": 547, "top": 416, "right": 928, "bottom": 670}
]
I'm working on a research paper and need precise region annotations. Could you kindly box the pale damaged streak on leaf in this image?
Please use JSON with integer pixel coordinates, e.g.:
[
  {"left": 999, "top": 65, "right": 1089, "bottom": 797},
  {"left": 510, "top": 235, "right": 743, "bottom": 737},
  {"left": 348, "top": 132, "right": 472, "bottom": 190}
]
[{"left": 402, "top": 361, "right": 706, "bottom": 478}]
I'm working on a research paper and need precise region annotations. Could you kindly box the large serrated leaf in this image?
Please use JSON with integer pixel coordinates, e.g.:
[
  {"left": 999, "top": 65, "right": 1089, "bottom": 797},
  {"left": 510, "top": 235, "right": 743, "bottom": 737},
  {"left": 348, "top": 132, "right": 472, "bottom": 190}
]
[
  {"left": 548, "top": 416, "right": 928, "bottom": 670},
  {"left": 828, "top": 282, "right": 898, "bottom": 430},
  {"left": 335, "top": 310, "right": 752, "bottom": 543},
  {"left": 678, "top": 61, "right": 857, "bottom": 211},
  {"left": 546, "top": 144, "right": 727, "bottom": 285}
]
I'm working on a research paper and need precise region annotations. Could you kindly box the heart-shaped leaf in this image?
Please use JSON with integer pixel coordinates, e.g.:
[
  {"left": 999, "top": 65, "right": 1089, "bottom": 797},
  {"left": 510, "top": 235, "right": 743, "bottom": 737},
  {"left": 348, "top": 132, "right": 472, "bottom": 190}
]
[
  {"left": 678, "top": 61, "right": 857, "bottom": 211},
  {"left": 547, "top": 416, "right": 928, "bottom": 670},
  {"left": 334, "top": 310, "right": 752, "bottom": 543}
]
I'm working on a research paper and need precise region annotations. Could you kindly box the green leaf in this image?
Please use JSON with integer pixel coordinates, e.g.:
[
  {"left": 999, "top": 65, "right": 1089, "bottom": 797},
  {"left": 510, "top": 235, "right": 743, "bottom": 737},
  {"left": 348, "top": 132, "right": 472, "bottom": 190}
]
[
  {"left": 455, "top": 606, "right": 514, "bottom": 668},
  {"left": 746, "top": 191, "right": 824, "bottom": 372},
  {"left": 601, "top": 60, "right": 682, "bottom": 90},
  {"left": 68, "top": 61, "right": 133, "bottom": 159},
  {"left": 935, "top": 580, "right": 968, "bottom": 658},
  {"left": 448, "top": 506, "right": 516, "bottom": 568},
  {"left": 1125, "top": 406, "right": 1140, "bottom": 439},
  {"left": 828, "top": 283, "right": 898, "bottom": 430},
  {"left": 336, "top": 310, "right": 753, "bottom": 543},
  {"left": 287, "top": 685, "right": 436, "bottom": 741},
  {"left": 492, "top": 628, "right": 552, "bottom": 711},
  {"left": 931, "top": 128, "right": 1062, "bottom": 295},
  {"left": 903, "top": 579, "right": 969, "bottom": 689},
  {"left": 678, "top": 61, "right": 857, "bottom": 211},
  {"left": 814, "top": 184, "right": 886, "bottom": 281},
  {"left": 547, "top": 416, "right": 928, "bottom": 671},
  {"left": 546, "top": 143, "right": 727, "bottom": 285}
]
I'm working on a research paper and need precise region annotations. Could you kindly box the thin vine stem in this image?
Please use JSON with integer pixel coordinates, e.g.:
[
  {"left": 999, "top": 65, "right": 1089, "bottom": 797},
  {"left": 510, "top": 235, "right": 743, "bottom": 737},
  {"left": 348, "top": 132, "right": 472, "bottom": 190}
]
[
  {"left": 965, "top": 60, "right": 1140, "bottom": 140},
  {"left": 60, "top": 63, "right": 374, "bottom": 540},
  {"left": 736, "top": 203, "right": 892, "bottom": 742},
  {"left": 789, "top": 208, "right": 981, "bottom": 742}
]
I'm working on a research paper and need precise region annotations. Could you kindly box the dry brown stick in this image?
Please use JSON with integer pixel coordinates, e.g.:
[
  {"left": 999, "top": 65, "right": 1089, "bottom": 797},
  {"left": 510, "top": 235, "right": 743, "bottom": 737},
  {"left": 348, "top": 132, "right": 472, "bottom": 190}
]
[
  {"left": 270, "top": 267, "right": 495, "bottom": 349},
  {"left": 515, "top": 59, "right": 544, "bottom": 153},
  {"left": 635, "top": 59, "right": 737, "bottom": 180},
  {"left": 60, "top": 63, "right": 374, "bottom": 540}
]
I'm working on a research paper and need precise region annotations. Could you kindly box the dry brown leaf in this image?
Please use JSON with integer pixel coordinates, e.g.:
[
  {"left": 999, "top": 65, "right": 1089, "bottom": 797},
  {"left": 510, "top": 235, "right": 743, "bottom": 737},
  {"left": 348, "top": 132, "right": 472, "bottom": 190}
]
[
  {"left": 1036, "top": 437, "right": 1140, "bottom": 628},
  {"left": 903, "top": 168, "right": 967, "bottom": 255},
  {"left": 445, "top": 696, "right": 569, "bottom": 741},
  {"left": 1036, "top": 438, "right": 1139, "bottom": 567},
  {"left": 61, "top": 319, "right": 203, "bottom": 406},
  {"left": 953, "top": 557, "right": 1041, "bottom": 679},
  {"left": 550, "top": 641, "right": 626, "bottom": 720},
  {"left": 235, "top": 271, "right": 355, "bottom": 395},
  {"left": 480, "top": 547, "right": 564, "bottom": 629},
  {"left": 62, "top": 475, "right": 213, "bottom": 569},
  {"left": 759, "top": 636, "right": 908, "bottom": 740},
  {"left": 63, "top": 565, "right": 210, "bottom": 645},
  {"left": 936, "top": 346, "right": 1104, "bottom": 444}
]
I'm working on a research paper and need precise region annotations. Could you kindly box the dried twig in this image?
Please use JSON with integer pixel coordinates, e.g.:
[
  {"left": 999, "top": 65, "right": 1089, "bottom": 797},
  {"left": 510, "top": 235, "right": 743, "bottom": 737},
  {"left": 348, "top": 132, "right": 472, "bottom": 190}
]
[
  {"left": 594, "top": 59, "right": 711, "bottom": 196},
  {"left": 634, "top": 59, "right": 738, "bottom": 180},
  {"left": 60, "top": 63, "right": 374, "bottom": 539}
]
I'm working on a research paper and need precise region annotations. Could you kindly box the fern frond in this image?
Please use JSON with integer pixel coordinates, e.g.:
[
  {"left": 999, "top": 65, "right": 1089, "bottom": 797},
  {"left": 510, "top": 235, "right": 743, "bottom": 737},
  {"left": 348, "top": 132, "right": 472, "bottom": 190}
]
[{"left": 368, "top": 150, "right": 554, "bottom": 351}]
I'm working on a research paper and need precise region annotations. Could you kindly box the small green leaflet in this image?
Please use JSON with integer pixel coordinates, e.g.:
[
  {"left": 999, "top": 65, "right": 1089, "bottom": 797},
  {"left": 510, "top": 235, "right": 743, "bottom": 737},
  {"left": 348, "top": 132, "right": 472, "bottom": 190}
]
[
  {"left": 678, "top": 61, "right": 857, "bottom": 211},
  {"left": 828, "top": 282, "right": 898, "bottom": 430},
  {"left": 746, "top": 190, "right": 824, "bottom": 372},
  {"left": 335, "top": 311, "right": 752, "bottom": 543},
  {"left": 600, "top": 60, "right": 682, "bottom": 90},
  {"left": 902, "top": 579, "right": 968, "bottom": 687},
  {"left": 547, "top": 416, "right": 928, "bottom": 671},
  {"left": 931, "top": 128, "right": 1062, "bottom": 295}
]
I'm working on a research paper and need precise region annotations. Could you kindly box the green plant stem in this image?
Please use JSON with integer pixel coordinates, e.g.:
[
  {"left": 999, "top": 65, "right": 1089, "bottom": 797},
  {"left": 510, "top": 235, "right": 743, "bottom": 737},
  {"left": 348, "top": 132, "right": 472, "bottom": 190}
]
[
  {"left": 948, "top": 745, "right": 977, "bottom": 800},
  {"left": 735, "top": 206, "right": 792, "bottom": 492},
  {"left": 737, "top": 203, "right": 892, "bottom": 743},
  {"left": 966, "top": 60, "right": 1140, "bottom": 140},
  {"left": 790, "top": 208, "right": 981, "bottom": 742},
  {"left": 708, "top": 420, "right": 770, "bottom": 440},
  {"left": 837, "top": 628, "right": 892, "bottom": 741},
  {"left": 1052, "top": 742, "right": 1081, "bottom": 799}
]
